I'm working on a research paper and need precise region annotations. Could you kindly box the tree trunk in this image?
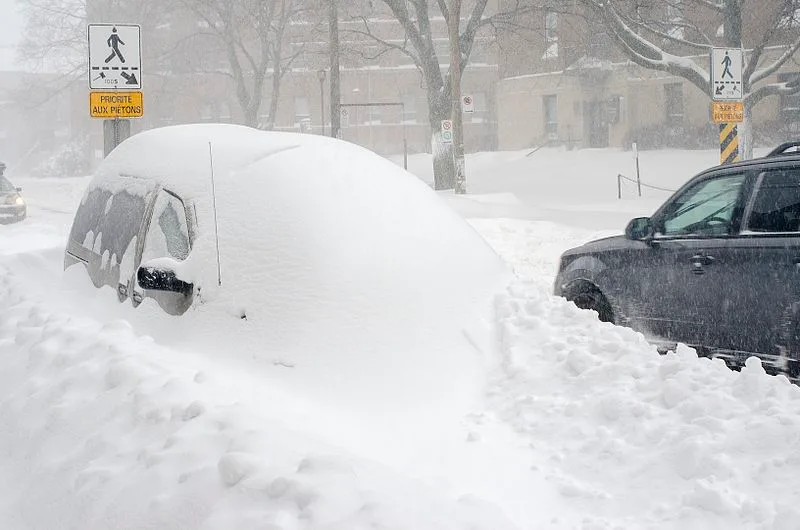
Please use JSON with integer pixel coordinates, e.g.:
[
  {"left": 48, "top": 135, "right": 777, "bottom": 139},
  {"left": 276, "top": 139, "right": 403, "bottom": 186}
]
[
  {"left": 740, "top": 99, "right": 754, "bottom": 160},
  {"left": 329, "top": 0, "right": 341, "bottom": 138},
  {"left": 429, "top": 93, "right": 455, "bottom": 190},
  {"left": 448, "top": 0, "right": 466, "bottom": 194}
]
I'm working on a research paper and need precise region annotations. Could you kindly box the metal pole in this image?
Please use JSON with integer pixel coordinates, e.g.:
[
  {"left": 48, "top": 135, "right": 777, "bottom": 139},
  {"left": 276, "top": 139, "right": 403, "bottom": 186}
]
[
  {"left": 329, "top": 0, "right": 341, "bottom": 138},
  {"left": 402, "top": 102, "right": 408, "bottom": 170},
  {"left": 319, "top": 77, "right": 326, "bottom": 136},
  {"left": 633, "top": 142, "right": 642, "bottom": 197}
]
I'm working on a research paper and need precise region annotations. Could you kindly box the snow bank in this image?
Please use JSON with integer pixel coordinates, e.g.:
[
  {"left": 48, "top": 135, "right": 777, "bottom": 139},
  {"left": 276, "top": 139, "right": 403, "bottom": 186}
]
[
  {"left": 0, "top": 262, "right": 517, "bottom": 530},
  {"left": 487, "top": 281, "right": 800, "bottom": 529}
]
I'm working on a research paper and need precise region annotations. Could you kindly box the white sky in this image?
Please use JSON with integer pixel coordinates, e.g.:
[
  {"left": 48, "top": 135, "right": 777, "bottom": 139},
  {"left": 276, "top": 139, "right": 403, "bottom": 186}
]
[{"left": 0, "top": 0, "right": 24, "bottom": 71}]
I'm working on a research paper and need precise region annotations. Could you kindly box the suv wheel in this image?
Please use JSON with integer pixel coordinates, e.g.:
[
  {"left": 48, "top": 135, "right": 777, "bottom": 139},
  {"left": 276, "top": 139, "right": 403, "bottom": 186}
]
[{"left": 565, "top": 284, "right": 614, "bottom": 324}]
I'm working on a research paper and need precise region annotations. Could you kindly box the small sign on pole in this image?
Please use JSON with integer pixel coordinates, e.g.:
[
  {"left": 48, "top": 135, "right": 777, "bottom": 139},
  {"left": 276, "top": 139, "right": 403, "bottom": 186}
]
[
  {"left": 711, "top": 48, "right": 743, "bottom": 101},
  {"left": 88, "top": 24, "right": 142, "bottom": 90},
  {"left": 462, "top": 95, "right": 474, "bottom": 113},
  {"left": 90, "top": 91, "right": 143, "bottom": 118},
  {"left": 711, "top": 101, "right": 744, "bottom": 123},
  {"left": 441, "top": 120, "right": 453, "bottom": 144}
]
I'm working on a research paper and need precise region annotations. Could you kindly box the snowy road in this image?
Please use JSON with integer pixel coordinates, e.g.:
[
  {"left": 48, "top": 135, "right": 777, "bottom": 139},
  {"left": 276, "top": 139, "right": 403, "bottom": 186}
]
[{"left": 2, "top": 148, "right": 800, "bottom": 530}]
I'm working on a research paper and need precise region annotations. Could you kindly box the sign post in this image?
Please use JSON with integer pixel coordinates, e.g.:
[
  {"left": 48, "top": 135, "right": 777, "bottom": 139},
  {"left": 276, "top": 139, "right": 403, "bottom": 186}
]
[
  {"left": 88, "top": 23, "right": 142, "bottom": 156},
  {"left": 441, "top": 120, "right": 453, "bottom": 144},
  {"left": 711, "top": 47, "right": 743, "bottom": 165},
  {"left": 461, "top": 95, "right": 474, "bottom": 114}
]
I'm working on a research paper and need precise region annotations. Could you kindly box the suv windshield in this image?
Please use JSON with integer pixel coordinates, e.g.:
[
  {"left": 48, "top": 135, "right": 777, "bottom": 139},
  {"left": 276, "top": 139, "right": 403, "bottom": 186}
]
[{"left": 0, "top": 176, "right": 15, "bottom": 193}]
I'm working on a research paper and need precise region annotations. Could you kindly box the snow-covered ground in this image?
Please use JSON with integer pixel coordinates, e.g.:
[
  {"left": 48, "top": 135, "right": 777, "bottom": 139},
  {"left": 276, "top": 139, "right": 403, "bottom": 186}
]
[{"left": 1, "top": 145, "right": 799, "bottom": 530}]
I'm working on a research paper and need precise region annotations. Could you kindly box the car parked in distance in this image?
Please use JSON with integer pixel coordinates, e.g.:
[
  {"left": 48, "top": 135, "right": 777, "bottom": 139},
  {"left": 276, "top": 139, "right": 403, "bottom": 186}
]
[
  {"left": 0, "top": 170, "right": 27, "bottom": 224},
  {"left": 555, "top": 141, "right": 800, "bottom": 380}
]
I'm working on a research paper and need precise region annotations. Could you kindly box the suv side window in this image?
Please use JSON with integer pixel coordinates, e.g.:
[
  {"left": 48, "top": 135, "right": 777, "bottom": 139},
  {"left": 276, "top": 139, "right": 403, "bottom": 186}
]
[
  {"left": 69, "top": 188, "right": 113, "bottom": 249},
  {"left": 141, "top": 189, "right": 190, "bottom": 263},
  {"left": 658, "top": 173, "right": 747, "bottom": 237},
  {"left": 744, "top": 168, "right": 800, "bottom": 233}
]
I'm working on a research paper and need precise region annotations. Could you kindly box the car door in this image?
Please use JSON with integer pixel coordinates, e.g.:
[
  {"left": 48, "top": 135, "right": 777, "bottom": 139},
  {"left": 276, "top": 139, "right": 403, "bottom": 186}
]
[
  {"left": 626, "top": 171, "right": 750, "bottom": 348},
  {"left": 721, "top": 166, "right": 800, "bottom": 360},
  {"left": 131, "top": 188, "right": 194, "bottom": 315}
]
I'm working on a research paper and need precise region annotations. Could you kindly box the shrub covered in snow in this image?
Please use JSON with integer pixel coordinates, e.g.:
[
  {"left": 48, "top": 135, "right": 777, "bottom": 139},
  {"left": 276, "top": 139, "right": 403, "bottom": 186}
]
[{"left": 30, "top": 136, "right": 90, "bottom": 179}]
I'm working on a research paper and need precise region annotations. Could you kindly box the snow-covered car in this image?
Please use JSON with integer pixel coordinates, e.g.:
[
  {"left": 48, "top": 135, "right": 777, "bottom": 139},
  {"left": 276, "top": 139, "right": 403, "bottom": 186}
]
[
  {"left": 64, "top": 124, "right": 510, "bottom": 404},
  {"left": 0, "top": 173, "right": 26, "bottom": 224},
  {"left": 554, "top": 141, "right": 800, "bottom": 379}
]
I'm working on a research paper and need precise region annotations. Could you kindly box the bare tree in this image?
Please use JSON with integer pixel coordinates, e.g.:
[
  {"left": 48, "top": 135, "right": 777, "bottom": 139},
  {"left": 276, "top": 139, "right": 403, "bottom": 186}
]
[
  {"left": 343, "top": 0, "right": 539, "bottom": 190},
  {"left": 579, "top": 0, "right": 800, "bottom": 158},
  {"left": 179, "top": 0, "right": 317, "bottom": 128},
  {"left": 449, "top": 0, "right": 466, "bottom": 194}
]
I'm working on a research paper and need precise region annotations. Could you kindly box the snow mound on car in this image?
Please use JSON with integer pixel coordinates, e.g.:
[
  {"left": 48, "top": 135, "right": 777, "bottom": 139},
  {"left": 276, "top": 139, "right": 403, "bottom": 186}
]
[{"left": 80, "top": 124, "right": 511, "bottom": 421}]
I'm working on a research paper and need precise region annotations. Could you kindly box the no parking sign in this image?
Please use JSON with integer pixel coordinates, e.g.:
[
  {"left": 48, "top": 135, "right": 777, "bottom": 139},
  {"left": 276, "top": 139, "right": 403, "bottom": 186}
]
[{"left": 441, "top": 120, "right": 453, "bottom": 144}]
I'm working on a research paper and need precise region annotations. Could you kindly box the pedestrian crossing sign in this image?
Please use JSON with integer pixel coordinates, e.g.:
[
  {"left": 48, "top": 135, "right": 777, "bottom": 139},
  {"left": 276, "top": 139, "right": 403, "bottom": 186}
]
[
  {"left": 88, "top": 24, "right": 142, "bottom": 90},
  {"left": 711, "top": 48, "right": 742, "bottom": 101}
]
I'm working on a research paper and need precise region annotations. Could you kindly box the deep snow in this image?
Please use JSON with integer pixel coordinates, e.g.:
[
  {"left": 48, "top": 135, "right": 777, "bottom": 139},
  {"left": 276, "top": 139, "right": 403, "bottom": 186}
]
[{"left": 1, "top": 145, "right": 799, "bottom": 530}]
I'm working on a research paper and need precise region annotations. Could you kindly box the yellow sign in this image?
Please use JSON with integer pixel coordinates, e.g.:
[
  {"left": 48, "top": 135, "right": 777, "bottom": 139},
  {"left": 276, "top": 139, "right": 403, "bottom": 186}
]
[
  {"left": 90, "top": 91, "right": 143, "bottom": 118},
  {"left": 712, "top": 101, "right": 743, "bottom": 124}
]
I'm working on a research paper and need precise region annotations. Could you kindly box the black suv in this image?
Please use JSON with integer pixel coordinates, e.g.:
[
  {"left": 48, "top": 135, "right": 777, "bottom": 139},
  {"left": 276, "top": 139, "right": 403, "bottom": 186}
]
[{"left": 554, "top": 142, "right": 800, "bottom": 379}]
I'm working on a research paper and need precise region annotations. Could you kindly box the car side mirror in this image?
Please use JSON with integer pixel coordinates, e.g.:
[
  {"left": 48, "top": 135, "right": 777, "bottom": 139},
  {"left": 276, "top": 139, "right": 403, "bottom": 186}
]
[
  {"left": 137, "top": 265, "right": 193, "bottom": 296},
  {"left": 625, "top": 217, "right": 653, "bottom": 241}
]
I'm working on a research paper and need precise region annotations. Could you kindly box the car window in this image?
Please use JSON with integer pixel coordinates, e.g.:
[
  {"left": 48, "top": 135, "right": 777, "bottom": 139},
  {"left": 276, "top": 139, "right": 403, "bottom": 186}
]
[
  {"left": 97, "top": 190, "right": 149, "bottom": 260},
  {"left": 0, "top": 176, "right": 16, "bottom": 193},
  {"left": 659, "top": 173, "right": 746, "bottom": 237},
  {"left": 69, "top": 188, "right": 113, "bottom": 247},
  {"left": 744, "top": 169, "right": 800, "bottom": 233},
  {"left": 141, "top": 190, "right": 190, "bottom": 263}
]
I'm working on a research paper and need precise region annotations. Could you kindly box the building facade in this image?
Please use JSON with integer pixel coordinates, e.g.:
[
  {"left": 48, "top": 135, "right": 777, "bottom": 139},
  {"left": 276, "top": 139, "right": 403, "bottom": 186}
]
[{"left": 495, "top": 0, "right": 800, "bottom": 151}]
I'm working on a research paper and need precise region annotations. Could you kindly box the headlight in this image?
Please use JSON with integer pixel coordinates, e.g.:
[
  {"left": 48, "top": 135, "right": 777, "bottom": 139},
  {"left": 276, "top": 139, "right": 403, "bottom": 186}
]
[{"left": 14, "top": 196, "right": 25, "bottom": 206}]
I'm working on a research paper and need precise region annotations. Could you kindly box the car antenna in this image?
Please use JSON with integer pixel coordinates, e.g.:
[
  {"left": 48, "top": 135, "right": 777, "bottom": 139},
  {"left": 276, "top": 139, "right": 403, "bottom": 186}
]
[{"left": 208, "top": 141, "right": 222, "bottom": 287}]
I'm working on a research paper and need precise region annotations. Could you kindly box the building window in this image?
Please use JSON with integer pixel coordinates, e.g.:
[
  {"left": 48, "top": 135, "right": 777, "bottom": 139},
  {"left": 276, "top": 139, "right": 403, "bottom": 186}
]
[
  {"left": 367, "top": 106, "right": 382, "bottom": 124},
  {"left": 779, "top": 72, "right": 800, "bottom": 122},
  {"left": 402, "top": 95, "right": 416, "bottom": 123},
  {"left": 664, "top": 83, "right": 683, "bottom": 125},
  {"left": 219, "top": 101, "right": 231, "bottom": 122},
  {"left": 543, "top": 11, "right": 558, "bottom": 59},
  {"left": 468, "top": 92, "right": 489, "bottom": 123},
  {"left": 543, "top": 95, "right": 558, "bottom": 136},
  {"left": 294, "top": 97, "right": 310, "bottom": 125},
  {"left": 608, "top": 96, "right": 623, "bottom": 124}
]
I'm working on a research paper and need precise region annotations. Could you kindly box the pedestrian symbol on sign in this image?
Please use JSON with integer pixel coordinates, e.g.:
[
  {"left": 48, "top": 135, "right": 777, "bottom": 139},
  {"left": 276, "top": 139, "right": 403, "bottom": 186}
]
[
  {"left": 105, "top": 27, "right": 126, "bottom": 64},
  {"left": 721, "top": 51, "right": 733, "bottom": 79}
]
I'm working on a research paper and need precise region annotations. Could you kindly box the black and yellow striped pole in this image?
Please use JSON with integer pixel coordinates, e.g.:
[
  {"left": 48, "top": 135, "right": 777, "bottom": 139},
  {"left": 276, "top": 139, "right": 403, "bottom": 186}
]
[{"left": 719, "top": 122, "right": 740, "bottom": 165}]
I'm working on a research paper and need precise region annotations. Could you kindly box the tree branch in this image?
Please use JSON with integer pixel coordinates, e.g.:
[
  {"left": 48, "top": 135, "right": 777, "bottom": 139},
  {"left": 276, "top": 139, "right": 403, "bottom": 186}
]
[{"left": 751, "top": 34, "right": 800, "bottom": 86}]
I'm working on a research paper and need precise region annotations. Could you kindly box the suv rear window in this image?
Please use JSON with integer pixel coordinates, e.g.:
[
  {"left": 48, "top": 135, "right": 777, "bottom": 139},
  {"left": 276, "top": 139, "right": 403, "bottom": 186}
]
[{"left": 746, "top": 169, "right": 800, "bottom": 233}]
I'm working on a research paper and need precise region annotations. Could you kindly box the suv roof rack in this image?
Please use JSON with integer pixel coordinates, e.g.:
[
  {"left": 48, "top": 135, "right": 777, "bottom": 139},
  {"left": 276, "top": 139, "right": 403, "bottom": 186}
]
[{"left": 766, "top": 141, "right": 800, "bottom": 157}]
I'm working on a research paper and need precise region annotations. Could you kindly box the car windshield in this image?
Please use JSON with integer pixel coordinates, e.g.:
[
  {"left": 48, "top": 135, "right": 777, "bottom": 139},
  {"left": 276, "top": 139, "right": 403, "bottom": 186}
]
[{"left": 0, "top": 176, "right": 15, "bottom": 193}]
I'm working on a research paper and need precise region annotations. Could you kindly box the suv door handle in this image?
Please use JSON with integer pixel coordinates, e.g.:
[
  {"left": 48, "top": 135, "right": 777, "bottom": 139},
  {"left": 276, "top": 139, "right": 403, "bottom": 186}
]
[
  {"left": 690, "top": 254, "right": 715, "bottom": 265},
  {"left": 690, "top": 253, "right": 714, "bottom": 274}
]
